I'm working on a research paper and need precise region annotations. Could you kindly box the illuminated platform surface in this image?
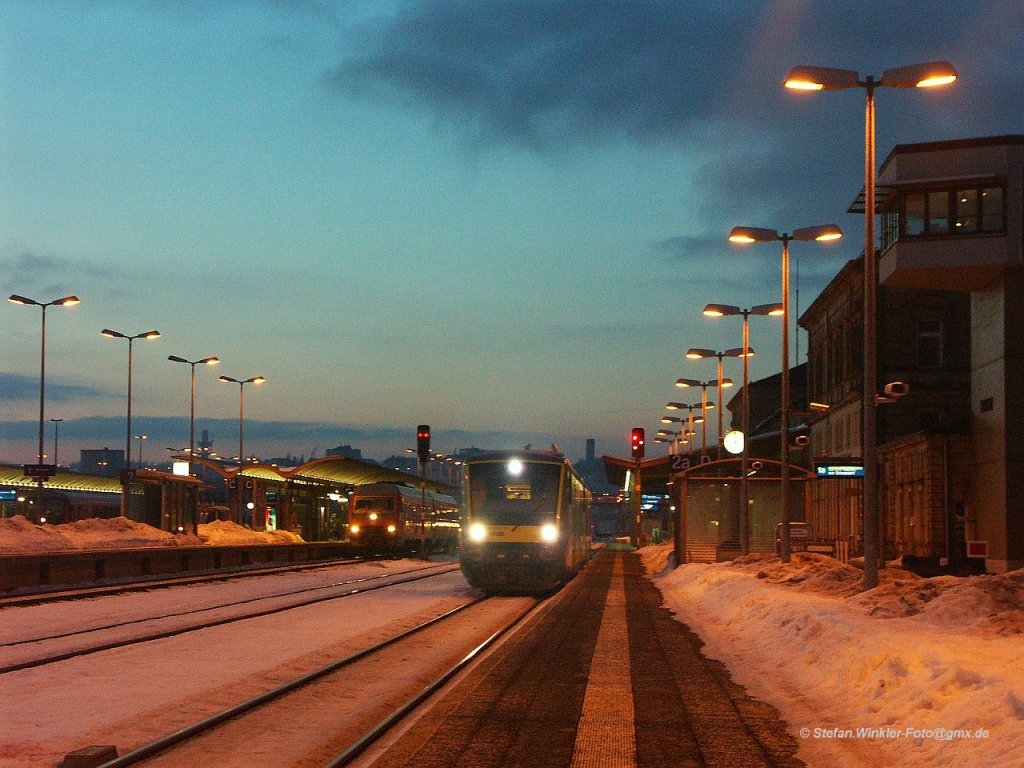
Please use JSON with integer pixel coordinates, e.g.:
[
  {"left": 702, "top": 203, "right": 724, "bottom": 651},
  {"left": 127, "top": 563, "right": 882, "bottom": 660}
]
[{"left": 371, "top": 549, "right": 803, "bottom": 768}]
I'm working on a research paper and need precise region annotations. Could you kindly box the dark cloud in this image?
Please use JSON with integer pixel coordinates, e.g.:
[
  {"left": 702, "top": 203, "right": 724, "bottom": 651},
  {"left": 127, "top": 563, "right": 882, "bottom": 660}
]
[
  {"left": 328, "top": 0, "right": 1022, "bottom": 233},
  {"left": 653, "top": 235, "right": 730, "bottom": 263},
  {"left": 652, "top": 233, "right": 779, "bottom": 292},
  {"left": 0, "top": 251, "right": 115, "bottom": 298},
  {"left": 328, "top": 1, "right": 1021, "bottom": 147},
  {"left": 329, "top": 0, "right": 752, "bottom": 149},
  {"left": 0, "top": 373, "right": 115, "bottom": 403}
]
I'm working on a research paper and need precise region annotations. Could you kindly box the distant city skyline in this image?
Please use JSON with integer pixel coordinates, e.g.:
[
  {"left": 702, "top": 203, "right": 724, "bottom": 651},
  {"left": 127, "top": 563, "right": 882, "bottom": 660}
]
[
  {"left": 1, "top": 412, "right": 608, "bottom": 469},
  {"left": 2, "top": 2, "right": 1021, "bottom": 465}
]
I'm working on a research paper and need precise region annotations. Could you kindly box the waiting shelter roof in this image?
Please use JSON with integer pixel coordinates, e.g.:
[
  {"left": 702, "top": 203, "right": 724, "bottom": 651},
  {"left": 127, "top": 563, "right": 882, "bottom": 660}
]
[
  {"left": 188, "top": 455, "right": 457, "bottom": 496},
  {"left": 602, "top": 454, "right": 674, "bottom": 495}
]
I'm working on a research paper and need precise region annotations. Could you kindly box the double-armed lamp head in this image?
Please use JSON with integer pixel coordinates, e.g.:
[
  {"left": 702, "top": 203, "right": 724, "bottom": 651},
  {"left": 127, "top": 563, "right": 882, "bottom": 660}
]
[
  {"left": 168, "top": 355, "right": 220, "bottom": 366},
  {"left": 686, "top": 346, "right": 752, "bottom": 360},
  {"left": 102, "top": 329, "right": 161, "bottom": 341},
  {"left": 728, "top": 224, "right": 842, "bottom": 244},
  {"left": 703, "top": 302, "right": 783, "bottom": 318},
  {"left": 675, "top": 376, "right": 734, "bottom": 390},
  {"left": 666, "top": 401, "right": 710, "bottom": 417},
  {"left": 783, "top": 61, "right": 957, "bottom": 91},
  {"left": 219, "top": 375, "right": 266, "bottom": 385},
  {"left": 9, "top": 294, "right": 80, "bottom": 308}
]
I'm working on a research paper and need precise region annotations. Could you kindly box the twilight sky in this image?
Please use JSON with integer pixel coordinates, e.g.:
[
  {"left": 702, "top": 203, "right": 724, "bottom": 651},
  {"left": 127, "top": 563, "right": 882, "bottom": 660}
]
[{"left": 1, "top": 0, "right": 1021, "bottom": 465}]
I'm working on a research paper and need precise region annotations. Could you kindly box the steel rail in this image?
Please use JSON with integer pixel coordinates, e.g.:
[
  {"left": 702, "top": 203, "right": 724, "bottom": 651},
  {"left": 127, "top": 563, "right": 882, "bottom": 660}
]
[
  {"left": 94, "top": 595, "right": 498, "bottom": 768},
  {"left": 0, "top": 564, "right": 460, "bottom": 674}
]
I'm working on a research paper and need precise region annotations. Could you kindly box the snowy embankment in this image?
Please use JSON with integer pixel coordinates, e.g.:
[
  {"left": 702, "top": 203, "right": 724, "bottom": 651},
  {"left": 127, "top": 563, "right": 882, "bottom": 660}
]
[
  {"left": 642, "top": 545, "right": 1024, "bottom": 768},
  {"left": 0, "top": 515, "right": 303, "bottom": 554}
]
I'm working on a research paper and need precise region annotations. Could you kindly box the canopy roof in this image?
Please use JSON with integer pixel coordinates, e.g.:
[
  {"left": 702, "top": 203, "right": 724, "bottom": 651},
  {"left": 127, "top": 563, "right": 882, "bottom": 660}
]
[
  {"left": 602, "top": 455, "right": 815, "bottom": 492},
  {"left": 189, "top": 455, "right": 457, "bottom": 495},
  {"left": 0, "top": 465, "right": 204, "bottom": 495}
]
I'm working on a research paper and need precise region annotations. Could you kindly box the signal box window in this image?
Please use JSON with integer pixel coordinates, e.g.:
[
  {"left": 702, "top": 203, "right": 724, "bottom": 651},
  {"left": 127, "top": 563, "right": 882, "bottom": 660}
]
[
  {"left": 981, "top": 187, "right": 1004, "bottom": 231},
  {"left": 904, "top": 193, "right": 925, "bottom": 236},
  {"left": 901, "top": 185, "right": 1004, "bottom": 240},
  {"left": 927, "top": 191, "right": 949, "bottom": 234}
]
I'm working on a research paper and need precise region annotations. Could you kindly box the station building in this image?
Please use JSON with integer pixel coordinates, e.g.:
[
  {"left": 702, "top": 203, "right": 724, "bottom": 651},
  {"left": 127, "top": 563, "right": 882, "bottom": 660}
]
[
  {"left": 801, "top": 134, "right": 1024, "bottom": 574},
  {"left": 609, "top": 135, "right": 1023, "bottom": 575}
]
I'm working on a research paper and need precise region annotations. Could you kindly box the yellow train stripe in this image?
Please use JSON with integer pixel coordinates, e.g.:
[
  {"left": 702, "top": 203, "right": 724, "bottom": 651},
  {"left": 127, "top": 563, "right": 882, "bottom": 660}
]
[{"left": 477, "top": 525, "right": 548, "bottom": 544}]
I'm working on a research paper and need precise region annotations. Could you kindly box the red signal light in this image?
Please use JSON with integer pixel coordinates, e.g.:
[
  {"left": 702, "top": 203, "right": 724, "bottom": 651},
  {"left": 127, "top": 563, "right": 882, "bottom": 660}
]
[
  {"left": 416, "top": 424, "right": 431, "bottom": 463},
  {"left": 630, "top": 427, "right": 645, "bottom": 459}
]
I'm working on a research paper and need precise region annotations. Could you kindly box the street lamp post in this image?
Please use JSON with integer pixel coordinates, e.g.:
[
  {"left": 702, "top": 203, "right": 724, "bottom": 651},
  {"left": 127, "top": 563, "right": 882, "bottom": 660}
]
[
  {"left": 673, "top": 378, "right": 732, "bottom": 456},
  {"left": 8, "top": 294, "right": 80, "bottom": 521},
  {"left": 102, "top": 329, "right": 161, "bottom": 470},
  {"left": 703, "top": 302, "right": 783, "bottom": 553},
  {"left": 686, "top": 347, "right": 749, "bottom": 458},
  {"left": 50, "top": 418, "right": 63, "bottom": 468},
  {"left": 661, "top": 415, "right": 698, "bottom": 456},
  {"left": 168, "top": 355, "right": 220, "bottom": 476},
  {"left": 728, "top": 225, "right": 842, "bottom": 563},
  {"left": 655, "top": 429, "right": 682, "bottom": 453},
  {"left": 135, "top": 434, "right": 148, "bottom": 468},
  {"left": 783, "top": 61, "right": 956, "bottom": 586},
  {"left": 218, "top": 375, "right": 266, "bottom": 467},
  {"left": 219, "top": 374, "right": 265, "bottom": 526}
]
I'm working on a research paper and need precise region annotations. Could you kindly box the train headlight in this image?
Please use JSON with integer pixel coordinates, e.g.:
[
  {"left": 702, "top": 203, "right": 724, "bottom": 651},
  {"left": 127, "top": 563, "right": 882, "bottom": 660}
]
[
  {"left": 468, "top": 523, "right": 487, "bottom": 542},
  {"left": 369, "top": 512, "right": 378, "bottom": 521},
  {"left": 350, "top": 524, "right": 360, "bottom": 535},
  {"left": 387, "top": 524, "right": 397, "bottom": 534},
  {"left": 540, "top": 523, "right": 559, "bottom": 543}
]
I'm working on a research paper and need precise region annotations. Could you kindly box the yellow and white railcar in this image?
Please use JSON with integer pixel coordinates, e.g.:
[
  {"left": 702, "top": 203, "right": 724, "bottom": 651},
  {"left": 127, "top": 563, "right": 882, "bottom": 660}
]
[{"left": 459, "top": 449, "right": 591, "bottom": 592}]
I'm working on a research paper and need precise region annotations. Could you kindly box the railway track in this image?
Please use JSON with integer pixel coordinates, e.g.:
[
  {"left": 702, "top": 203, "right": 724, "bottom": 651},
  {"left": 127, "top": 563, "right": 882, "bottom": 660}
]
[
  {"left": 0, "top": 562, "right": 460, "bottom": 674},
  {"left": 0, "top": 553, "right": 395, "bottom": 609},
  {"left": 90, "top": 594, "right": 540, "bottom": 768}
]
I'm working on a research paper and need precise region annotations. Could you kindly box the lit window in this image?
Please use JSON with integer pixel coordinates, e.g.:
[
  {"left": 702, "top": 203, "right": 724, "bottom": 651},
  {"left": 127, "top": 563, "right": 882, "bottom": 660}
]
[
  {"left": 955, "top": 189, "right": 978, "bottom": 232},
  {"left": 981, "top": 187, "right": 1004, "bottom": 232},
  {"left": 900, "top": 185, "right": 1005, "bottom": 240}
]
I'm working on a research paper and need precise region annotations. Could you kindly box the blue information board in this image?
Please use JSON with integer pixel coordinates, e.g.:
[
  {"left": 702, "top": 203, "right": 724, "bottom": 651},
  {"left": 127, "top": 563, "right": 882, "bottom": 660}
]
[{"left": 815, "top": 464, "right": 864, "bottom": 478}]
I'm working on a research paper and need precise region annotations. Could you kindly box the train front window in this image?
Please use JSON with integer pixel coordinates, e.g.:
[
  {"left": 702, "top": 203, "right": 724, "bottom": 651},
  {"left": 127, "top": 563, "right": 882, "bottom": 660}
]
[
  {"left": 469, "top": 461, "right": 561, "bottom": 524},
  {"left": 353, "top": 498, "right": 393, "bottom": 514}
]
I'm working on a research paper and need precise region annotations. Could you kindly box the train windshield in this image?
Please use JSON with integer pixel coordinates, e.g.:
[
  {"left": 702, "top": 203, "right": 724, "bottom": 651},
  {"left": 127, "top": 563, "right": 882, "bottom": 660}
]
[
  {"left": 468, "top": 461, "right": 561, "bottom": 524},
  {"left": 353, "top": 498, "right": 394, "bottom": 513}
]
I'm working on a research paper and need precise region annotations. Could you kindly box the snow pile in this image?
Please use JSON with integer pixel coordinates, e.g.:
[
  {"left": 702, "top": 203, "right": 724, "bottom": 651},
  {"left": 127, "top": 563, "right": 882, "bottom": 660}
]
[
  {"left": 0, "top": 515, "right": 74, "bottom": 553},
  {"left": 197, "top": 519, "right": 304, "bottom": 546},
  {"left": 0, "top": 515, "right": 305, "bottom": 553},
  {"left": 644, "top": 545, "right": 1024, "bottom": 768},
  {"left": 0, "top": 515, "right": 200, "bottom": 553}
]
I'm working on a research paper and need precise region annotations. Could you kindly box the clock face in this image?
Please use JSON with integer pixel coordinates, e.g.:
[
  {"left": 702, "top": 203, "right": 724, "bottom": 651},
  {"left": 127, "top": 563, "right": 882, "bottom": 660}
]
[{"left": 723, "top": 430, "right": 744, "bottom": 455}]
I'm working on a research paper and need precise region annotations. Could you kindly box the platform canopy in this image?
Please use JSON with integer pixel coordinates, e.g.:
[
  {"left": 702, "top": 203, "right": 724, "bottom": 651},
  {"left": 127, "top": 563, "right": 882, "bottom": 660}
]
[
  {"left": 0, "top": 465, "right": 122, "bottom": 494},
  {"left": 188, "top": 455, "right": 457, "bottom": 496},
  {"left": 601, "top": 455, "right": 675, "bottom": 495},
  {"left": 0, "top": 465, "right": 204, "bottom": 495}
]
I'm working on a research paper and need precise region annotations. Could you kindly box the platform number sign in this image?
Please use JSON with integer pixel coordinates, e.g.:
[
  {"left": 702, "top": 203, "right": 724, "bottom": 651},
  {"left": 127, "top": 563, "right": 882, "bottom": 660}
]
[{"left": 669, "top": 455, "right": 690, "bottom": 472}]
